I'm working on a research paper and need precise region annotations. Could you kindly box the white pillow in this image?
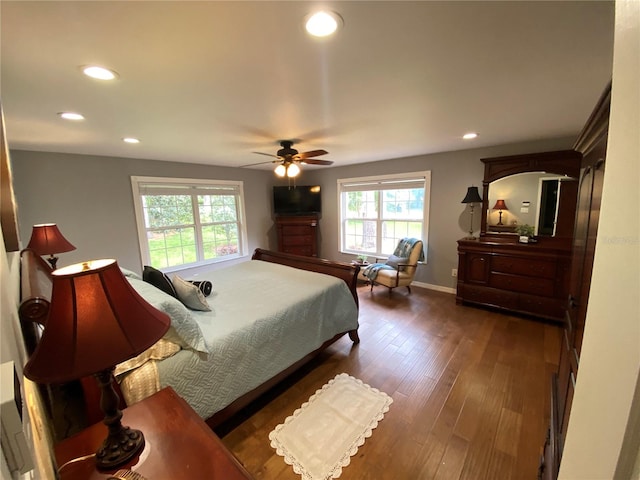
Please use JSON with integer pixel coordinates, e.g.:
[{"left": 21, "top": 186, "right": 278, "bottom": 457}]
[{"left": 172, "top": 275, "right": 211, "bottom": 311}]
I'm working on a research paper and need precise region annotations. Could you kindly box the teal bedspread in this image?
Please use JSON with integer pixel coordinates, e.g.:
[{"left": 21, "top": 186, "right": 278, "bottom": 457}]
[{"left": 155, "top": 260, "right": 359, "bottom": 420}]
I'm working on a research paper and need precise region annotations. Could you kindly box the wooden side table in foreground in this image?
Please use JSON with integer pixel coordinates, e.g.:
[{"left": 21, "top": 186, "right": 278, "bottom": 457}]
[{"left": 55, "top": 387, "right": 253, "bottom": 479}]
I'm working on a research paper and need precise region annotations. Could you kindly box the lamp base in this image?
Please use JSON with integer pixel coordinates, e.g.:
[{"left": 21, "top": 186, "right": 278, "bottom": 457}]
[
  {"left": 94, "top": 368, "right": 146, "bottom": 470},
  {"left": 96, "top": 426, "right": 145, "bottom": 470}
]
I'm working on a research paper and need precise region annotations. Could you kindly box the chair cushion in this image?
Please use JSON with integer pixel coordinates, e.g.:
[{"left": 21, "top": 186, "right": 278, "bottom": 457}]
[
  {"left": 386, "top": 255, "right": 408, "bottom": 269},
  {"left": 373, "top": 268, "right": 413, "bottom": 287}
]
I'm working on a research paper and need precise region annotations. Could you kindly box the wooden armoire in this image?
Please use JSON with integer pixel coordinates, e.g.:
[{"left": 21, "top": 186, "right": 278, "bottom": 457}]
[{"left": 539, "top": 83, "right": 610, "bottom": 479}]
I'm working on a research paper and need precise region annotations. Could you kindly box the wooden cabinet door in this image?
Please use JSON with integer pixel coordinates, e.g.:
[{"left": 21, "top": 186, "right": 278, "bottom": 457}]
[
  {"left": 555, "top": 83, "right": 609, "bottom": 474},
  {"left": 566, "top": 144, "right": 606, "bottom": 357},
  {"left": 466, "top": 253, "right": 490, "bottom": 284}
]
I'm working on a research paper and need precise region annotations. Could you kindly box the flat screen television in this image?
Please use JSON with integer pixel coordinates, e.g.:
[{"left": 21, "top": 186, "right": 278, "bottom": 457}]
[{"left": 273, "top": 185, "right": 321, "bottom": 215}]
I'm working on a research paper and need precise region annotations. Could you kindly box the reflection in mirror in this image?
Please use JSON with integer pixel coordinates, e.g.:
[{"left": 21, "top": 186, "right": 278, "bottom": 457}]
[{"left": 486, "top": 172, "right": 574, "bottom": 236}]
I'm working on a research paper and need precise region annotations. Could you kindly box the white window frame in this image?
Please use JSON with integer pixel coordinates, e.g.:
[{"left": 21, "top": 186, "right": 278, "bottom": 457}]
[
  {"left": 337, "top": 171, "right": 431, "bottom": 260},
  {"left": 131, "top": 176, "right": 249, "bottom": 272}
]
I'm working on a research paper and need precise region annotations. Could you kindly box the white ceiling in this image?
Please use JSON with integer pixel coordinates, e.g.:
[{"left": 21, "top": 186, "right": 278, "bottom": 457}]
[{"left": 1, "top": 1, "right": 614, "bottom": 171}]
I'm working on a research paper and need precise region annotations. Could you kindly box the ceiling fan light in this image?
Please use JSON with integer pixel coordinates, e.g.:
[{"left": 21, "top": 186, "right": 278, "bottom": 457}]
[
  {"left": 287, "top": 164, "right": 300, "bottom": 177},
  {"left": 275, "top": 164, "right": 286, "bottom": 177}
]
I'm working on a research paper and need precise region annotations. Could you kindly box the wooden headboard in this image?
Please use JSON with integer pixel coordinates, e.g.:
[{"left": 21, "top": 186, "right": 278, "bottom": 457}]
[{"left": 19, "top": 249, "right": 53, "bottom": 354}]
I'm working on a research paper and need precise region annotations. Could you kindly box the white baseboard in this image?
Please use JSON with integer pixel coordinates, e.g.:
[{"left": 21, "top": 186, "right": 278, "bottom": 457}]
[{"left": 411, "top": 281, "right": 456, "bottom": 295}]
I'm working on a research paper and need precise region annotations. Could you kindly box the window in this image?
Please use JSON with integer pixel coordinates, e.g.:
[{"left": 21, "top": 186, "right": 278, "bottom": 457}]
[
  {"left": 131, "top": 176, "right": 248, "bottom": 270},
  {"left": 338, "top": 171, "right": 430, "bottom": 258}
]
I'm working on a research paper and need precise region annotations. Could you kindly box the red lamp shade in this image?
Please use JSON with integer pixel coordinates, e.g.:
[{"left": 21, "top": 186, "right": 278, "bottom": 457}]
[
  {"left": 26, "top": 223, "right": 76, "bottom": 256},
  {"left": 492, "top": 199, "right": 508, "bottom": 211},
  {"left": 24, "top": 259, "right": 170, "bottom": 384}
]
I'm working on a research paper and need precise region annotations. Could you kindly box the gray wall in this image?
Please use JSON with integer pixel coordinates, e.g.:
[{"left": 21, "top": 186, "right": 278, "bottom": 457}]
[
  {"left": 11, "top": 135, "right": 573, "bottom": 290},
  {"left": 304, "top": 136, "right": 574, "bottom": 290},
  {"left": 11, "top": 151, "right": 276, "bottom": 273}
]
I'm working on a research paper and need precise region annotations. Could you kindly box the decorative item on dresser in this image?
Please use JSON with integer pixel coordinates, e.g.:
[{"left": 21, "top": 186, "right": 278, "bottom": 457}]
[
  {"left": 492, "top": 199, "right": 508, "bottom": 225},
  {"left": 456, "top": 149, "right": 582, "bottom": 322},
  {"left": 275, "top": 214, "right": 319, "bottom": 257},
  {"left": 539, "top": 82, "right": 610, "bottom": 480},
  {"left": 460, "top": 186, "right": 483, "bottom": 239}
]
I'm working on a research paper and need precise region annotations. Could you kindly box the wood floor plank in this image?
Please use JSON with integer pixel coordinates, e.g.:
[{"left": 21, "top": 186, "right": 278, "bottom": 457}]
[{"left": 221, "top": 285, "right": 561, "bottom": 479}]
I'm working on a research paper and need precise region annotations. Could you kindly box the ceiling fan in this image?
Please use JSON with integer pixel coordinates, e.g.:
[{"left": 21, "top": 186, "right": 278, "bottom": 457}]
[{"left": 243, "top": 140, "right": 333, "bottom": 177}]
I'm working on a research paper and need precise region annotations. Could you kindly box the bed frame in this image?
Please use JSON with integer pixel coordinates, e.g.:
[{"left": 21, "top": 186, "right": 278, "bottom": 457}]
[{"left": 18, "top": 248, "right": 361, "bottom": 431}]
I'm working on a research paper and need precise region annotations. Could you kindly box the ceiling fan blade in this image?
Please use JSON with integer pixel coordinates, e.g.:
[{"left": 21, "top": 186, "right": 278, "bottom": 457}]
[
  {"left": 240, "top": 160, "right": 277, "bottom": 167},
  {"left": 296, "top": 149, "right": 328, "bottom": 159},
  {"left": 300, "top": 159, "right": 334, "bottom": 166},
  {"left": 252, "top": 151, "right": 280, "bottom": 158}
]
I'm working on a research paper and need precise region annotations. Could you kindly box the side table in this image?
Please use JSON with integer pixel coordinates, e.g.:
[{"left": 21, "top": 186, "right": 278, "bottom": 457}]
[
  {"left": 351, "top": 261, "right": 370, "bottom": 283},
  {"left": 55, "top": 387, "right": 253, "bottom": 479}
]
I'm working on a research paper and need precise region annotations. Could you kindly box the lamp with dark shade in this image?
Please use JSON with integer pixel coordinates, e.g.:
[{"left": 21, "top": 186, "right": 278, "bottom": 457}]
[
  {"left": 492, "top": 199, "right": 509, "bottom": 225},
  {"left": 461, "top": 186, "right": 483, "bottom": 239},
  {"left": 26, "top": 223, "right": 76, "bottom": 270},
  {"left": 23, "top": 259, "right": 170, "bottom": 470}
]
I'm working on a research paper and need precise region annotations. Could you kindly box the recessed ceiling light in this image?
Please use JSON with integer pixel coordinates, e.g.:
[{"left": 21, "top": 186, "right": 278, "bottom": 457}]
[
  {"left": 58, "top": 112, "right": 85, "bottom": 121},
  {"left": 82, "top": 65, "right": 118, "bottom": 80},
  {"left": 305, "top": 11, "right": 342, "bottom": 37},
  {"left": 122, "top": 137, "right": 140, "bottom": 144},
  {"left": 463, "top": 132, "right": 478, "bottom": 140}
]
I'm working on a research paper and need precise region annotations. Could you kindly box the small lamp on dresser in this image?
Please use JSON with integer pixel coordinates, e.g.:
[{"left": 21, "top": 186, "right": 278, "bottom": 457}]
[
  {"left": 492, "top": 199, "right": 508, "bottom": 225},
  {"left": 23, "top": 259, "right": 170, "bottom": 470},
  {"left": 461, "top": 186, "right": 483, "bottom": 239},
  {"left": 26, "top": 223, "right": 76, "bottom": 270}
]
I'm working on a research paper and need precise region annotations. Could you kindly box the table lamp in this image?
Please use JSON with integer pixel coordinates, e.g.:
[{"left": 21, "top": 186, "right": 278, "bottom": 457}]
[
  {"left": 492, "top": 199, "right": 508, "bottom": 225},
  {"left": 461, "top": 186, "right": 483, "bottom": 239},
  {"left": 26, "top": 223, "right": 76, "bottom": 269},
  {"left": 23, "top": 259, "right": 170, "bottom": 470}
]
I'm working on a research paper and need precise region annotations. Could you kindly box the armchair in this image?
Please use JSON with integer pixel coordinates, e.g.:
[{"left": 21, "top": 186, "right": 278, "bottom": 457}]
[{"left": 362, "top": 238, "right": 424, "bottom": 295}]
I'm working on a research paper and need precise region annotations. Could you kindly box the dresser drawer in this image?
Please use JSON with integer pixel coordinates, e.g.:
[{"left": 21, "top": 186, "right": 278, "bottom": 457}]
[
  {"left": 459, "top": 284, "right": 519, "bottom": 310},
  {"left": 489, "top": 272, "right": 555, "bottom": 297},
  {"left": 282, "top": 246, "right": 314, "bottom": 256},
  {"left": 519, "top": 293, "right": 563, "bottom": 319},
  {"left": 282, "top": 235, "right": 313, "bottom": 246},
  {"left": 281, "top": 225, "right": 314, "bottom": 235},
  {"left": 491, "top": 256, "right": 556, "bottom": 279}
]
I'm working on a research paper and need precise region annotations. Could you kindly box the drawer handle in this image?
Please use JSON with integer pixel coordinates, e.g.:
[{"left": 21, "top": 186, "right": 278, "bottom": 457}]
[{"left": 568, "top": 295, "right": 579, "bottom": 309}]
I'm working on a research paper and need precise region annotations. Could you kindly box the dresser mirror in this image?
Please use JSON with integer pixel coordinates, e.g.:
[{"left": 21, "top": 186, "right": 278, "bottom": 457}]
[
  {"left": 485, "top": 172, "right": 577, "bottom": 236},
  {"left": 479, "top": 150, "right": 582, "bottom": 243}
]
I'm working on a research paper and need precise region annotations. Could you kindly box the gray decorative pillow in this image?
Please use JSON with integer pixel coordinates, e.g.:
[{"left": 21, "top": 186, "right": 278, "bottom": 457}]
[
  {"left": 386, "top": 255, "right": 408, "bottom": 269},
  {"left": 172, "top": 276, "right": 211, "bottom": 311}
]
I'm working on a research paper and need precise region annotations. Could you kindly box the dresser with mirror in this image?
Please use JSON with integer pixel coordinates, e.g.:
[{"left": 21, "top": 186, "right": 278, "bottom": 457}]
[{"left": 456, "top": 149, "right": 581, "bottom": 322}]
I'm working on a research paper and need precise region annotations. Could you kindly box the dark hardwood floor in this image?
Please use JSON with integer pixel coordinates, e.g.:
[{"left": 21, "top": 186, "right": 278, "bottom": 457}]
[{"left": 221, "top": 284, "right": 562, "bottom": 479}]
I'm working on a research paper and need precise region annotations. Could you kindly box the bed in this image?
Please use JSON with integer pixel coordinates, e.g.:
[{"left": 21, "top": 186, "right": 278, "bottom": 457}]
[{"left": 19, "top": 248, "right": 360, "bottom": 430}]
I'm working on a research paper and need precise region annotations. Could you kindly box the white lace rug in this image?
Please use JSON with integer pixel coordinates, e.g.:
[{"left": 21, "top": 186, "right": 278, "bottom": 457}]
[{"left": 269, "top": 373, "right": 393, "bottom": 480}]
